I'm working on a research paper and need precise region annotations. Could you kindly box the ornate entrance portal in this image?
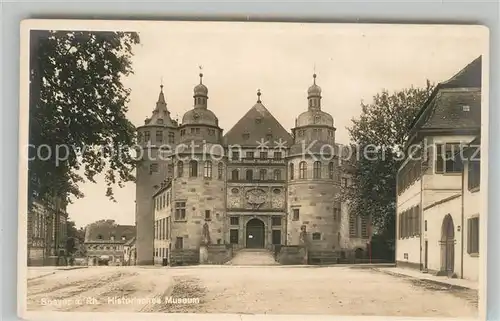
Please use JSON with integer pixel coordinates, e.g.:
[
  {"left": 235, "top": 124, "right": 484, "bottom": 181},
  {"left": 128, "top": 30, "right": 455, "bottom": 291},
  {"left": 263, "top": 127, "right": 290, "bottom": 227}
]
[{"left": 246, "top": 218, "right": 265, "bottom": 248}]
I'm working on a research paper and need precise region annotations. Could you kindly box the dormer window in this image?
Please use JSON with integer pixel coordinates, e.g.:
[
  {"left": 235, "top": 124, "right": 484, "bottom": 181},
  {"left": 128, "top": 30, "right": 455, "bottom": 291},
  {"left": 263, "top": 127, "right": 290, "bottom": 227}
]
[
  {"left": 462, "top": 105, "right": 470, "bottom": 112},
  {"left": 157, "top": 119, "right": 164, "bottom": 124},
  {"left": 242, "top": 133, "right": 250, "bottom": 140},
  {"left": 255, "top": 117, "right": 262, "bottom": 124}
]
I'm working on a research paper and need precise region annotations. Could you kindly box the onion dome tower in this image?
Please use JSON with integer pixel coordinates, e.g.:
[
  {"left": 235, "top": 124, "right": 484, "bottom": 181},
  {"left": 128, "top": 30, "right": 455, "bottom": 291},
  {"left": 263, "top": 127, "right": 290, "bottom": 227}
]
[{"left": 287, "top": 74, "right": 341, "bottom": 258}]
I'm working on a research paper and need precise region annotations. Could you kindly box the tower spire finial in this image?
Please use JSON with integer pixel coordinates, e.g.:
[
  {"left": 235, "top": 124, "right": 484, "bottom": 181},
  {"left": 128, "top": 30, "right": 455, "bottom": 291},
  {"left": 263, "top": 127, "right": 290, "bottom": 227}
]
[
  {"left": 313, "top": 63, "right": 317, "bottom": 84},
  {"left": 160, "top": 76, "right": 164, "bottom": 91},
  {"left": 257, "top": 89, "right": 262, "bottom": 103},
  {"left": 198, "top": 65, "right": 203, "bottom": 84}
]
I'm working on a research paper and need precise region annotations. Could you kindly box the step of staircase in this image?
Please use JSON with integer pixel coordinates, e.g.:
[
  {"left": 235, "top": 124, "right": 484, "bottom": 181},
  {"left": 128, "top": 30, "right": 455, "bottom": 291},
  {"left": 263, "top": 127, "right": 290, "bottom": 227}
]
[{"left": 226, "top": 249, "right": 279, "bottom": 266}]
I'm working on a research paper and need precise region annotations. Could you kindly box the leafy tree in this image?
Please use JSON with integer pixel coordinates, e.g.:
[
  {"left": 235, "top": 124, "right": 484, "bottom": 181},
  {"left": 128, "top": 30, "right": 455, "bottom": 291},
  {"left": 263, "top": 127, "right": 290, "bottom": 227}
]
[
  {"left": 342, "top": 81, "right": 434, "bottom": 250},
  {"left": 28, "top": 31, "right": 140, "bottom": 207}
]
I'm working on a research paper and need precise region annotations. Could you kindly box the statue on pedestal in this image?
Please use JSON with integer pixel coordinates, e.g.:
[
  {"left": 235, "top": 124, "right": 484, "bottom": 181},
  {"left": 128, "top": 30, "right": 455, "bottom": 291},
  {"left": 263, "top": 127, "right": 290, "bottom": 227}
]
[
  {"left": 201, "top": 222, "right": 211, "bottom": 245},
  {"left": 299, "top": 225, "right": 307, "bottom": 246}
]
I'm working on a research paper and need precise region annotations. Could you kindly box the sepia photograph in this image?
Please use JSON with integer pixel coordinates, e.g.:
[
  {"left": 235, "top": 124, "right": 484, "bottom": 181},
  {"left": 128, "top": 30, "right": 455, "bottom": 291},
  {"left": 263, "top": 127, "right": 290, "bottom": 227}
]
[{"left": 19, "top": 20, "right": 488, "bottom": 319}]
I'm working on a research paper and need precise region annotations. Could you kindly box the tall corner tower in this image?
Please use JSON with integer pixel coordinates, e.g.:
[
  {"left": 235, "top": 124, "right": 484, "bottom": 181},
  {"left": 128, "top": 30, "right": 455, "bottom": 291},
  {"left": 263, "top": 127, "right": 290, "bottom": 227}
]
[
  {"left": 287, "top": 74, "right": 341, "bottom": 252},
  {"left": 170, "top": 73, "right": 226, "bottom": 250},
  {"left": 135, "top": 84, "right": 178, "bottom": 265}
]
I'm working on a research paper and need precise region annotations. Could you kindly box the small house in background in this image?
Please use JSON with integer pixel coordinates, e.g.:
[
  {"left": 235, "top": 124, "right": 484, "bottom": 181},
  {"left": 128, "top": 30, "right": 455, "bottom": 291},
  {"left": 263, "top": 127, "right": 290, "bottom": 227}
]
[
  {"left": 84, "top": 220, "right": 135, "bottom": 266},
  {"left": 123, "top": 237, "right": 137, "bottom": 266}
]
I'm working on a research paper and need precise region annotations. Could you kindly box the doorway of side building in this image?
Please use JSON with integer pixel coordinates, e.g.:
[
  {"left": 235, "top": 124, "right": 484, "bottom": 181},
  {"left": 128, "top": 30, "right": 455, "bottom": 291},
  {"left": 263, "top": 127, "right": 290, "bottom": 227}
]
[
  {"left": 440, "top": 214, "right": 455, "bottom": 275},
  {"left": 246, "top": 218, "right": 265, "bottom": 248}
]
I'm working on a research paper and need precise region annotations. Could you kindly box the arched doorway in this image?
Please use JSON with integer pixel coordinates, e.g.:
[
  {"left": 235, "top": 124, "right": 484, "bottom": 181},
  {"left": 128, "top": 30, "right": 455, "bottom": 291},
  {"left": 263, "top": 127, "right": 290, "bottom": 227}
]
[
  {"left": 246, "top": 218, "right": 265, "bottom": 248},
  {"left": 440, "top": 214, "right": 455, "bottom": 275}
]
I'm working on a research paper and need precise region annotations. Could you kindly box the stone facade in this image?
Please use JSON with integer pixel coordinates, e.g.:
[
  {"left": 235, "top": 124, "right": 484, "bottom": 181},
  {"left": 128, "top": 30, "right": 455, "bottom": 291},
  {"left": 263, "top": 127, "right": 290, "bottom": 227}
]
[
  {"left": 396, "top": 56, "right": 482, "bottom": 281},
  {"left": 136, "top": 74, "right": 371, "bottom": 264},
  {"left": 27, "top": 200, "right": 68, "bottom": 266}
]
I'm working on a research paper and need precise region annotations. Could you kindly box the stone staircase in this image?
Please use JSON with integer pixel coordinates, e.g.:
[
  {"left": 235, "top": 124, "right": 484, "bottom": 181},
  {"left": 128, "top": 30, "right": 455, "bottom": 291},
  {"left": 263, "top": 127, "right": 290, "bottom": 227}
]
[{"left": 226, "top": 249, "right": 279, "bottom": 266}]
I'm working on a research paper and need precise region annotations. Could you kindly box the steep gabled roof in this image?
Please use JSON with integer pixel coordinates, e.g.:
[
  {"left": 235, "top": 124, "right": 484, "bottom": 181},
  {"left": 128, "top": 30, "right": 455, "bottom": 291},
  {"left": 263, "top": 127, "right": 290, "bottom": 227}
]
[
  {"left": 223, "top": 102, "right": 293, "bottom": 146},
  {"left": 406, "top": 56, "right": 482, "bottom": 146}
]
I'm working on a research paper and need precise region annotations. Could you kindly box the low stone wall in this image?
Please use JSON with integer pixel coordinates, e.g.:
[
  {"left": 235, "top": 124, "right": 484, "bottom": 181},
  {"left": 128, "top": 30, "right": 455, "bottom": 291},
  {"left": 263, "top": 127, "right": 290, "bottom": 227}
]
[
  {"left": 206, "top": 244, "right": 233, "bottom": 264},
  {"left": 308, "top": 250, "right": 340, "bottom": 265},
  {"left": 170, "top": 249, "right": 200, "bottom": 266},
  {"left": 277, "top": 246, "right": 307, "bottom": 265}
]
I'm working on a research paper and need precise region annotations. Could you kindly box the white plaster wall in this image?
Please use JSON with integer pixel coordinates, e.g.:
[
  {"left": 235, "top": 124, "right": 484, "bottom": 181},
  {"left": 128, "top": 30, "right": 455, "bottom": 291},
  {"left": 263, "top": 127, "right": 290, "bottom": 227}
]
[
  {"left": 396, "top": 179, "right": 421, "bottom": 264},
  {"left": 422, "top": 195, "right": 462, "bottom": 275},
  {"left": 462, "top": 162, "right": 481, "bottom": 281}
]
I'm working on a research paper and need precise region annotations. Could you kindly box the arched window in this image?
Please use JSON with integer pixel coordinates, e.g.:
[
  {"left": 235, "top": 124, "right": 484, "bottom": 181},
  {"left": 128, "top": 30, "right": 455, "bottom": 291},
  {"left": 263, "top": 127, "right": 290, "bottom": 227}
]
[
  {"left": 274, "top": 169, "right": 282, "bottom": 181},
  {"left": 231, "top": 169, "right": 239, "bottom": 181},
  {"left": 313, "top": 161, "right": 322, "bottom": 179},
  {"left": 217, "top": 162, "right": 224, "bottom": 179},
  {"left": 204, "top": 160, "right": 212, "bottom": 178},
  {"left": 189, "top": 160, "right": 198, "bottom": 177},
  {"left": 328, "top": 162, "right": 334, "bottom": 179},
  {"left": 289, "top": 163, "right": 294, "bottom": 180},
  {"left": 299, "top": 161, "right": 307, "bottom": 179},
  {"left": 259, "top": 169, "right": 267, "bottom": 180},
  {"left": 246, "top": 169, "right": 253, "bottom": 180},
  {"left": 177, "top": 161, "right": 184, "bottom": 178}
]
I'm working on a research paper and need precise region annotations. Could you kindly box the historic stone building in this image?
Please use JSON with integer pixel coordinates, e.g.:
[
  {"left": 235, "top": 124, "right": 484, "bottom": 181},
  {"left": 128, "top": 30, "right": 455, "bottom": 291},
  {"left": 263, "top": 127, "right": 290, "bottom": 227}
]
[
  {"left": 27, "top": 198, "right": 68, "bottom": 266},
  {"left": 136, "top": 73, "right": 371, "bottom": 265}
]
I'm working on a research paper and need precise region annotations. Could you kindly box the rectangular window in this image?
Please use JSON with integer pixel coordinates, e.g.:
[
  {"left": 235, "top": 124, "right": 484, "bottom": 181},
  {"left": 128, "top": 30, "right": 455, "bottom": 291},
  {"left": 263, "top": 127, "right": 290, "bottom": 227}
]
[
  {"left": 149, "top": 163, "right": 158, "bottom": 174},
  {"left": 168, "top": 132, "right": 175, "bottom": 144},
  {"left": 467, "top": 217, "right": 479, "bottom": 255},
  {"left": 274, "top": 151, "right": 282, "bottom": 159},
  {"left": 312, "top": 232, "right": 321, "bottom": 240},
  {"left": 341, "top": 177, "right": 348, "bottom": 187},
  {"left": 175, "top": 237, "right": 183, "bottom": 249},
  {"left": 190, "top": 128, "right": 196, "bottom": 134},
  {"left": 292, "top": 208, "right": 300, "bottom": 221},
  {"left": 230, "top": 216, "right": 239, "bottom": 226},
  {"left": 175, "top": 201, "right": 186, "bottom": 220},
  {"left": 436, "top": 143, "right": 463, "bottom": 174},
  {"left": 144, "top": 131, "right": 150, "bottom": 142},
  {"left": 468, "top": 159, "right": 480, "bottom": 190},
  {"left": 205, "top": 210, "right": 211, "bottom": 220},
  {"left": 361, "top": 216, "right": 369, "bottom": 238},
  {"left": 246, "top": 151, "right": 254, "bottom": 159},
  {"left": 349, "top": 213, "right": 357, "bottom": 237},
  {"left": 156, "top": 130, "right": 163, "bottom": 143},
  {"left": 195, "top": 128, "right": 200, "bottom": 134},
  {"left": 230, "top": 229, "right": 239, "bottom": 244},
  {"left": 333, "top": 208, "right": 341, "bottom": 222},
  {"left": 232, "top": 152, "right": 239, "bottom": 160},
  {"left": 260, "top": 151, "right": 268, "bottom": 159},
  {"left": 180, "top": 129, "right": 185, "bottom": 136},
  {"left": 272, "top": 230, "right": 281, "bottom": 245},
  {"left": 271, "top": 216, "right": 282, "bottom": 226}
]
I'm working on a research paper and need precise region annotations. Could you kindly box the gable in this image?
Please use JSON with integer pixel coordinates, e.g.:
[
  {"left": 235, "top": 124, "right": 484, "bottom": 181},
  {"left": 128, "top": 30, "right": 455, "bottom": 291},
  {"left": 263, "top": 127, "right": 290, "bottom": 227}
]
[{"left": 223, "top": 103, "right": 293, "bottom": 146}]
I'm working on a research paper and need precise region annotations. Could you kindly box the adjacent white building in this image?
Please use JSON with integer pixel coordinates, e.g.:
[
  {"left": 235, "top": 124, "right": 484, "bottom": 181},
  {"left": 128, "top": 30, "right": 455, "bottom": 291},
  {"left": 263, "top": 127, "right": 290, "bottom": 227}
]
[{"left": 396, "top": 56, "right": 482, "bottom": 281}]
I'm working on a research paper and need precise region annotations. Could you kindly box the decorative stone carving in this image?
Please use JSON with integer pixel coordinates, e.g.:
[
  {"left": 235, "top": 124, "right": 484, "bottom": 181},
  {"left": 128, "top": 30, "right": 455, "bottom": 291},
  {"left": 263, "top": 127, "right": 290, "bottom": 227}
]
[
  {"left": 271, "top": 193, "right": 285, "bottom": 209},
  {"left": 201, "top": 222, "right": 211, "bottom": 245},
  {"left": 245, "top": 188, "right": 267, "bottom": 209}
]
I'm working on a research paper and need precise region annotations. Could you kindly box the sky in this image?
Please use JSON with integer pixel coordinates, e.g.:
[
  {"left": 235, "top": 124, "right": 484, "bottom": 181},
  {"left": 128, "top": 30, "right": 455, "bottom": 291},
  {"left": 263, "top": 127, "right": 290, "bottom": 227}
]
[{"left": 64, "top": 21, "right": 487, "bottom": 228}]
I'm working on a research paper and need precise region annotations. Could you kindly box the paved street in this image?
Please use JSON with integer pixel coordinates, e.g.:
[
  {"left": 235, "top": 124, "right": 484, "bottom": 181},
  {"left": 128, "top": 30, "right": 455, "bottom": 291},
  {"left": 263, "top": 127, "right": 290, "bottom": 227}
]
[{"left": 26, "top": 265, "right": 478, "bottom": 317}]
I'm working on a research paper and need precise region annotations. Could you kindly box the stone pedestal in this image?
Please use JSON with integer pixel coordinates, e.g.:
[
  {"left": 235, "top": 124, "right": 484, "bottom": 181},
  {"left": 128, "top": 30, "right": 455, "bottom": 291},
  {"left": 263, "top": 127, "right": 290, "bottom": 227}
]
[{"left": 199, "top": 245, "right": 208, "bottom": 264}]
